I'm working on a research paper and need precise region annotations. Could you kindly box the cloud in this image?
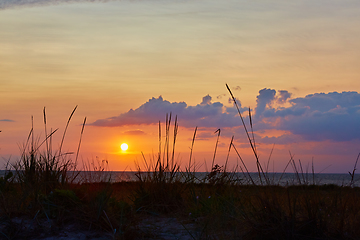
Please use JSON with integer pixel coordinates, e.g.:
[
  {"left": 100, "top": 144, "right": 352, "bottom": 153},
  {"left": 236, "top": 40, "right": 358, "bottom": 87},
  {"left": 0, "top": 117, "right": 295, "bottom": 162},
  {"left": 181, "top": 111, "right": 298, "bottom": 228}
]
[
  {"left": 0, "top": 119, "right": 15, "bottom": 122},
  {"left": 195, "top": 131, "right": 218, "bottom": 141},
  {"left": 216, "top": 94, "right": 226, "bottom": 100},
  {"left": 278, "top": 106, "right": 360, "bottom": 142},
  {"left": 276, "top": 90, "right": 291, "bottom": 104},
  {"left": 234, "top": 86, "right": 241, "bottom": 91},
  {"left": 255, "top": 90, "right": 360, "bottom": 142},
  {"left": 200, "top": 94, "right": 212, "bottom": 105},
  {"left": 0, "top": 0, "right": 194, "bottom": 10},
  {"left": 92, "top": 89, "right": 360, "bottom": 143},
  {"left": 91, "top": 95, "right": 248, "bottom": 128},
  {"left": 257, "top": 133, "right": 302, "bottom": 145},
  {"left": 91, "top": 96, "right": 186, "bottom": 127},
  {"left": 254, "top": 88, "right": 276, "bottom": 118},
  {"left": 0, "top": 0, "right": 113, "bottom": 10},
  {"left": 228, "top": 97, "right": 242, "bottom": 105},
  {"left": 289, "top": 91, "right": 360, "bottom": 112},
  {"left": 123, "top": 130, "right": 146, "bottom": 136}
]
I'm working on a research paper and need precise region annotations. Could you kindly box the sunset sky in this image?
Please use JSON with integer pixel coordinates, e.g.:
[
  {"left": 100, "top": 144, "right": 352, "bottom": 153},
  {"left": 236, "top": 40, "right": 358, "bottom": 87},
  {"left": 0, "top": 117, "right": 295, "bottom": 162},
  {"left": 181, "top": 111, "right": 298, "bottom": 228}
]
[{"left": 1, "top": 0, "right": 360, "bottom": 173}]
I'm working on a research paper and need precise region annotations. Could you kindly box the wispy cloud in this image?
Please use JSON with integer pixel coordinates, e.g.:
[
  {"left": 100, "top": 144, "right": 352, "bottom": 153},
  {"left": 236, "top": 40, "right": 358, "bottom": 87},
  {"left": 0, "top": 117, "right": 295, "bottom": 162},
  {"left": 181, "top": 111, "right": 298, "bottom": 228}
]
[
  {"left": 0, "top": 119, "right": 15, "bottom": 122},
  {"left": 0, "top": 0, "right": 116, "bottom": 10},
  {"left": 92, "top": 89, "right": 360, "bottom": 143},
  {"left": 123, "top": 130, "right": 146, "bottom": 136}
]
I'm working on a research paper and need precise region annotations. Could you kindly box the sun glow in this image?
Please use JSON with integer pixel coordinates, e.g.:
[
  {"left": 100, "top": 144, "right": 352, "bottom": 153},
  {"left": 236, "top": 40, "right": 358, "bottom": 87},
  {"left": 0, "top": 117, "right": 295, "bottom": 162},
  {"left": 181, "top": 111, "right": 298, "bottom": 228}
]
[{"left": 120, "top": 143, "right": 128, "bottom": 151}]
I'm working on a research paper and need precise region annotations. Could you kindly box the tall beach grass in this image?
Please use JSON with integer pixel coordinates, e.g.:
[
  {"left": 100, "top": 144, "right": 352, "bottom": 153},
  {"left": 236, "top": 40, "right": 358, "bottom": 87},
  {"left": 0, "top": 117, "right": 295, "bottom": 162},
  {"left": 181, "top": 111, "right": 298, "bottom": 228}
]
[{"left": 0, "top": 85, "right": 360, "bottom": 239}]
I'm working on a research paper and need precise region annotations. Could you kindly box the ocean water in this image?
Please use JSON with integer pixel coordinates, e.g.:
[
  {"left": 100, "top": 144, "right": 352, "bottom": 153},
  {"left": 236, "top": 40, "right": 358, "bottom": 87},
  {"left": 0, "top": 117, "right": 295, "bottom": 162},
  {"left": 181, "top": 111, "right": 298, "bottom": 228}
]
[
  {"left": 2, "top": 170, "right": 359, "bottom": 187},
  {"left": 112, "top": 171, "right": 360, "bottom": 187}
]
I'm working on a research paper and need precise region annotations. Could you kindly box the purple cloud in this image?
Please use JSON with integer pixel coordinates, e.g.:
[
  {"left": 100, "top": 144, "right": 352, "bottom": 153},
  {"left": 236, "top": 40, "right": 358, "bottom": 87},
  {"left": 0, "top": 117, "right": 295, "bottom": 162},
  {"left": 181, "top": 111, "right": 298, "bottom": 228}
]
[
  {"left": 92, "top": 96, "right": 186, "bottom": 127},
  {"left": 289, "top": 91, "right": 360, "bottom": 112},
  {"left": 277, "top": 90, "right": 292, "bottom": 104},
  {"left": 92, "top": 89, "right": 360, "bottom": 143},
  {"left": 254, "top": 88, "right": 276, "bottom": 118},
  {"left": 200, "top": 95, "right": 212, "bottom": 105},
  {"left": 91, "top": 95, "right": 247, "bottom": 128},
  {"left": 278, "top": 106, "right": 360, "bottom": 141},
  {"left": 256, "top": 90, "right": 360, "bottom": 142}
]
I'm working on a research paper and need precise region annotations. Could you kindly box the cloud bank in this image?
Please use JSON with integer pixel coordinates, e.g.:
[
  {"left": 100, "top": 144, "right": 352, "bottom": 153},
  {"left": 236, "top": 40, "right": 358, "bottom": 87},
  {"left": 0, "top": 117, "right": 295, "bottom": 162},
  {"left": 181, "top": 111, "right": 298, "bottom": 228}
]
[
  {"left": 92, "top": 89, "right": 360, "bottom": 143},
  {"left": 259, "top": 91, "right": 360, "bottom": 142},
  {"left": 91, "top": 95, "right": 247, "bottom": 128}
]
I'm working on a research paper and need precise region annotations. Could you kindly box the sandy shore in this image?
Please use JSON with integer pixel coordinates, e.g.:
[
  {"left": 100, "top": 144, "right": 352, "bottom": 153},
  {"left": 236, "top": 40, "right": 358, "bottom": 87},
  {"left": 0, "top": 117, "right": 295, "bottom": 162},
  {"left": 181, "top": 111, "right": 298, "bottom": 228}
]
[{"left": 1, "top": 215, "right": 199, "bottom": 240}]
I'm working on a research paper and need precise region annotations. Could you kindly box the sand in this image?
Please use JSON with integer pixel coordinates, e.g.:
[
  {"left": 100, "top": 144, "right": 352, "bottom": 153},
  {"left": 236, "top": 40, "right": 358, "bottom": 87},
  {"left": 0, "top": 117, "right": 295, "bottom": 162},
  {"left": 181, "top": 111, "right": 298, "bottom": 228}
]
[{"left": 0, "top": 215, "right": 199, "bottom": 240}]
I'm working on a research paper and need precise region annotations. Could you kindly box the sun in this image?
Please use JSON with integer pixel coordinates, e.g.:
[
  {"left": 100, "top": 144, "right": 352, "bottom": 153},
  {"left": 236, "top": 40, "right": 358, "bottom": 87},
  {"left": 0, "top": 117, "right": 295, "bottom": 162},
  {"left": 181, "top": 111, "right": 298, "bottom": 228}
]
[{"left": 120, "top": 143, "right": 129, "bottom": 151}]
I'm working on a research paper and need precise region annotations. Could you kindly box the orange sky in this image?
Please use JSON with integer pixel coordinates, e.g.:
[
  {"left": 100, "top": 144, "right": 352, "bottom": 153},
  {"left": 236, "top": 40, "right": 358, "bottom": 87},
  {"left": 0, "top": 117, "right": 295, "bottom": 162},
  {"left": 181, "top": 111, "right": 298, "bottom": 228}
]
[{"left": 1, "top": 0, "right": 360, "bottom": 173}]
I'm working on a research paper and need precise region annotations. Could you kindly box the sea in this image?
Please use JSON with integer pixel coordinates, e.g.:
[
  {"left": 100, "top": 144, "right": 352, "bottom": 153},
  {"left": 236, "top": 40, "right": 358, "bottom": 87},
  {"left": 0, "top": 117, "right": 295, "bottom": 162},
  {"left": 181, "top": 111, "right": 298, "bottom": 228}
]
[
  {"left": 2, "top": 170, "right": 359, "bottom": 187},
  {"left": 109, "top": 171, "right": 360, "bottom": 187}
]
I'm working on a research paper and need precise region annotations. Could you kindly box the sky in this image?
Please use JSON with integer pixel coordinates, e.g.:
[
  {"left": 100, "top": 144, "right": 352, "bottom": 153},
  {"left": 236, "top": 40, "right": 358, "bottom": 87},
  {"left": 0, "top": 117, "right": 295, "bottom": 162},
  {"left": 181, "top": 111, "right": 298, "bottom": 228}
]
[{"left": 1, "top": 0, "right": 360, "bottom": 173}]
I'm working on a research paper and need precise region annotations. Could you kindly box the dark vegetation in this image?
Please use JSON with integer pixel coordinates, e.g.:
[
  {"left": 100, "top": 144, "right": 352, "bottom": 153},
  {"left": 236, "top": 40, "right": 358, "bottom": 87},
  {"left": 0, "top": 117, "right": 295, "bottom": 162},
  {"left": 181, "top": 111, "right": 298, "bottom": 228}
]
[{"left": 1, "top": 86, "right": 360, "bottom": 239}]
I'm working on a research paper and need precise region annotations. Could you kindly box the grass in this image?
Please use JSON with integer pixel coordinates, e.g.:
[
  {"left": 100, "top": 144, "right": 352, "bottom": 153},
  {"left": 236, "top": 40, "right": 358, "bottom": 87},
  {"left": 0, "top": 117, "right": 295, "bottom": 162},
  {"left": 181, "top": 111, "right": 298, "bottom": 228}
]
[{"left": 1, "top": 86, "right": 360, "bottom": 239}]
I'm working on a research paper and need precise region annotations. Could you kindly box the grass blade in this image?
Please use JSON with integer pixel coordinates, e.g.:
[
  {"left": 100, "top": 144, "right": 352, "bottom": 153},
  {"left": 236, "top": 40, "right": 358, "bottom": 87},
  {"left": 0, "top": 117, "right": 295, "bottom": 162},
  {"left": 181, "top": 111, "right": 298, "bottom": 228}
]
[{"left": 58, "top": 105, "right": 77, "bottom": 159}]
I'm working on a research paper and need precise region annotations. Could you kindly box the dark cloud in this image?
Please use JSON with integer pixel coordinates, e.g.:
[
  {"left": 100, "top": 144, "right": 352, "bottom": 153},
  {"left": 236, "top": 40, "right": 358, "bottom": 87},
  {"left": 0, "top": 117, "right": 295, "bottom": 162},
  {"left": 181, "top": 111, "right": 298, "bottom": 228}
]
[
  {"left": 277, "top": 90, "right": 291, "bottom": 104},
  {"left": 91, "top": 95, "right": 247, "bottom": 128},
  {"left": 289, "top": 91, "right": 360, "bottom": 112},
  {"left": 228, "top": 97, "right": 242, "bottom": 105},
  {"left": 279, "top": 107, "right": 360, "bottom": 141},
  {"left": 92, "top": 96, "right": 187, "bottom": 127},
  {"left": 0, "top": 119, "right": 15, "bottom": 122},
  {"left": 256, "top": 90, "right": 360, "bottom": 142},
  {"left": 262, "top": 106, "right": 307, "bottom": 118},
  {"left": 254, "top": 88, "right": 276, "bottom": 117},
  {"left": 200, "top": 94, "right": 212, "bottom": 105},
  {"left": 257, "top": 134, "right": 302, "bottom": 145},
  {"left": 92, "top": 89, "right": 360, "bottom": 143}
]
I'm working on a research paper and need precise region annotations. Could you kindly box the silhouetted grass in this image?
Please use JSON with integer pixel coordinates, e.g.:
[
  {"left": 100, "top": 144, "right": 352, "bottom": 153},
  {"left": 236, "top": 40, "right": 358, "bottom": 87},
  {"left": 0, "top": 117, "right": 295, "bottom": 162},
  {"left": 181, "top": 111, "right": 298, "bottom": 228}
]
[{"left": 1, "top": 87, "right": 360, "bottom": 239}]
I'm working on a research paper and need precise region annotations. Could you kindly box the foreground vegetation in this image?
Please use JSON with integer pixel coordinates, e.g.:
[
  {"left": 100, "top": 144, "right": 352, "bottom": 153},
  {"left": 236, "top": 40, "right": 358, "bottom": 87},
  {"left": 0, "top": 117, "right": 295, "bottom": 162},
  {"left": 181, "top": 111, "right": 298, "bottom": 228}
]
[
  {"left": 1, "top": 87, "right": 360, "bottom": 239},
  {"left": 1, "top": 165, "right": 360, "bottom": 239}
]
